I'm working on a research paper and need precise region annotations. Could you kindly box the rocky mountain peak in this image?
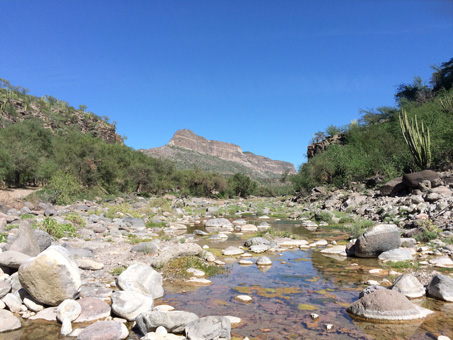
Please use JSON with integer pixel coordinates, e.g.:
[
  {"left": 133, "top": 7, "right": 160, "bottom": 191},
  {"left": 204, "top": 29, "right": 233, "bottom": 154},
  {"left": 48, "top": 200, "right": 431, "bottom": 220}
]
[{"left": 142, "top": 129, "right": 296, "bottom": 179}]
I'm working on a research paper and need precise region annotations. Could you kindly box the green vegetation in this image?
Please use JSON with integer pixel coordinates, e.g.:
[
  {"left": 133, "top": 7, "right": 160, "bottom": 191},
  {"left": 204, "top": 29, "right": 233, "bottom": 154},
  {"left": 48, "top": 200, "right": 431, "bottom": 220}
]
[
  {"left": 382, "top": 261, "right": 419, "bottom": 270},
  {"left": 414, "top": 219, "right": 442, "bottom": 242},
  {"left": 256, "top": 228, "right": 298, "bottom": 239},
  {"left": 399, "top": 110, "right": 431, "bottom": 169},
  {"left": 0, "top": 232, "right": 7, "bottom": 243},
  {"left": 111, "top": 266, "right": 127, "bottom": 276},
  {"left": 39, "top": 217, "right": 76, "bottom": 239},
  {"left": 164, "top": 255, "right": 230, "bottom": 279},
  {"left": 292, "top": 58, "right": 453, "bottom": 193},
  {"left": 20, "top": 213, "right": 35, "bottom": 220},
  {"left": 347, "top": 220, "right": 374, "bottom": 238}
]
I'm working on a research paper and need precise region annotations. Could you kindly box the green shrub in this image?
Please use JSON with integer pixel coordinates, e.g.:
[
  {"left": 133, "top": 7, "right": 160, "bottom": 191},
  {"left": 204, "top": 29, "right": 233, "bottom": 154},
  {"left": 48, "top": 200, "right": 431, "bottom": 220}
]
[
  {"left": 20, "top": 213, "right": 35, "bottom": 220},
  {"left": 0, "top": 232, "right": 7, "bottom": 243},
  {"left": 39, "top": 217, "right": 76, "bottom": 239},
  {"left": 63, "top": 212, "right": 86, "bottom": 228},
  {"left": 48, "top": 171, "right": 82, "bottom": 205},
  {"left": 348, "top": 220, "right": 374, "bottom": 238}
]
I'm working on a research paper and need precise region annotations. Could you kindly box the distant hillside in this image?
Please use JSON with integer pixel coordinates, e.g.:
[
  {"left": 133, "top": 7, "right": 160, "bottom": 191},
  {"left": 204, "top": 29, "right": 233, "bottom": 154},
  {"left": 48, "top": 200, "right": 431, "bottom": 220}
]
[
  {"left": 0, "top": 78, "right": 122, "bottom": 144},
  {"left": 141, "top": 129, "right": 296, "bottom": 179}
]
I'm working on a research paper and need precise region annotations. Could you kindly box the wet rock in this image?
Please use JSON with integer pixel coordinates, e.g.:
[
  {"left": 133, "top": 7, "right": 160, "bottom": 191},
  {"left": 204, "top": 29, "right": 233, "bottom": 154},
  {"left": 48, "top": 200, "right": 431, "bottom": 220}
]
[
  {"left": 354, "top": 224, "right": 400, "bottom": 258},
  {"left": 117, "top": 263, "right": 163, "bottom": 299},
  {"left": 74, "top": 297, "right": 111, "bottom": 323},
  {"left": 136, "top": 310, "right": 199, "bottom": 335},
  {"left": 256, "top": 256, "right": 272, "bottom": 266},
  {"left": 57, "top": 299, "right": 82, "bottom": 322},
  {"left": 18, "top": 245, "right": 81, "bottom": 306},
  {"left": 0, "top": 309, "right": 21, "bottom": 333},
  {"left": 111, "top": 290, "right": 154, "bottom": 321},
  {"left": 427, "top": 274, "right": 453, "bottom": 302},
  {"left": 235, "top": 295, "right": 252, "bottom": 302},
  {"left": 76, "top": 320, "right": 128, "bottom": 340},
  {"left": 391, "top": 274, "right": 425, "bottom": 298},
  {"left": 347, "top": 289, "right": 433, "bottom": 321},
  {"left": 185, "top": 316, "right": 231, "bottom": 340},
  {"left": 378, "top": 248, "right": 413, "bottom": 261}
]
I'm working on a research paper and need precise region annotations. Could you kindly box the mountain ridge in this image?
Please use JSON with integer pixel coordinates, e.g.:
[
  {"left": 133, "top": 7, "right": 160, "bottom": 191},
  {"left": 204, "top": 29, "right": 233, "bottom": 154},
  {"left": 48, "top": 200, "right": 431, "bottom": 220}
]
[{"left": 141, "top": 129, "right": 296, "bottom": 179}]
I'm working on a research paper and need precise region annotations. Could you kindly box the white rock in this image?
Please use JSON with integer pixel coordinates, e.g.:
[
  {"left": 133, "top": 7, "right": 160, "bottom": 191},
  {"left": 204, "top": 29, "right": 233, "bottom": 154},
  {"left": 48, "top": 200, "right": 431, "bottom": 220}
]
[
  {"left": 61, "top": 317, "right": 72, "bottom": 336},
  {"left": 235, "top": 295, "right": 252, "bottom": 302}
]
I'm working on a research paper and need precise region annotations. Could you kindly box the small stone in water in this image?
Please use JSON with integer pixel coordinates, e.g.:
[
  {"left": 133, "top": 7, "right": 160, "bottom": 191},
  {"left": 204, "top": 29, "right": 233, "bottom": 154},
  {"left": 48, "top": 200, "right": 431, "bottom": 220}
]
[
  {"left": 236, "top": 295, "right": 252, "bottom": 302},
  {"left": 438, "top": 336, "right": 451, "bottom": 340},
  {"left": 325, "top": 324, "right": 333, "bottom": 330},
  {"left": 310, "top": 313, "right": 319, "bottom": 320}
]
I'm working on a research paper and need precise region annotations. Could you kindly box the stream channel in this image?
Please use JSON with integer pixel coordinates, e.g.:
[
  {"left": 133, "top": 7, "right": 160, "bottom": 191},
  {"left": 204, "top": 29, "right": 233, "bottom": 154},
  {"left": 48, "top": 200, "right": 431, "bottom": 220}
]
[{"left": 10, "top": 220, "right": 453, "bottom": 340}]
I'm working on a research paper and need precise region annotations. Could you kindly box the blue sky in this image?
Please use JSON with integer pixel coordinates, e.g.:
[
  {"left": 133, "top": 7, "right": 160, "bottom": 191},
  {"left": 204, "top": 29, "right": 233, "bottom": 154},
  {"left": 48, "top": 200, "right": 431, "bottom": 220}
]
[{"left": 1, "top": 1, "right": 452, "bottom": 169}]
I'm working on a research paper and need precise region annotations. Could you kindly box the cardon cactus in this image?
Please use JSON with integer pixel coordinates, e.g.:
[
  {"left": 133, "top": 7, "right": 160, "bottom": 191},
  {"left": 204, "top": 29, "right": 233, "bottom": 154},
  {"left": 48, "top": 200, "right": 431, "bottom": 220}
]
[{"left": 399, "top": 110, "right": 431, "bottom": 169}]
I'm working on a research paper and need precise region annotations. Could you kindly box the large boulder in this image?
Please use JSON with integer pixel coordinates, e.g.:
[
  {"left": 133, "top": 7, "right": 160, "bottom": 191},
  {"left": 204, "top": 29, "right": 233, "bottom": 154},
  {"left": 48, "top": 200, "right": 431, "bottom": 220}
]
[
  {"left": 0, "top": 250, "right": 31, "bottom": 269},
  {"left": 244, "top": 237, "right": 270, "bottom": 247},
  {"left": 427, "top": 274, "right": 453, "bottom": 302},
  {"left": 354, "top": 224, "right": 400, "bottom": 258},
  {"left": 185, "top": 316, "right": 231, "bottom": 340},
  {"left": 117, "top": 263, "right": 163, "bottom": 299},
  {"left": 403, "top": 170, "right": 441, "bottom": 190},
  {"left": 204, "top": 218, "right": 233, "bottom": 232},
  {"left": 18, "top": 246, "right": 81, "bottom": 306},
  {"left": 74, "top": 297, "right": 111, "bottom": 323},
  {"left": 111, "top": 290, "right": 154, "bottom": 321},
  {"left": 347, "top": 290, "right": 433, "bottom": 322},
  {"left": 135, "top": 310, "right": 199, "bottom": 335},
  {"left": 379, "top": 178, "right": 407, "bottom": 196}
]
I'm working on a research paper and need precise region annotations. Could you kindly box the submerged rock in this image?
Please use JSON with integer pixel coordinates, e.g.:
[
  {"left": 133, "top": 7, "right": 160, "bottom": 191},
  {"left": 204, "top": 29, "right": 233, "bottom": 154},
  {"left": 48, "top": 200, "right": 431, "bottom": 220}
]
[
  {"left": 76, "top": 320, "right": 128, "bottom": 340},
  {"left": 347, "top": 290, "right": 433, "bottom": 322}
]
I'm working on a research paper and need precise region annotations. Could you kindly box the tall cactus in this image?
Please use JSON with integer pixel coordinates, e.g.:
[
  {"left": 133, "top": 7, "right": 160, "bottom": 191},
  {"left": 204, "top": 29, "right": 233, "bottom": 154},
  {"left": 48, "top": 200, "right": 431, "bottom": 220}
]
[{"left": 399, "top": 110, "right": 431, "bottom": 169}]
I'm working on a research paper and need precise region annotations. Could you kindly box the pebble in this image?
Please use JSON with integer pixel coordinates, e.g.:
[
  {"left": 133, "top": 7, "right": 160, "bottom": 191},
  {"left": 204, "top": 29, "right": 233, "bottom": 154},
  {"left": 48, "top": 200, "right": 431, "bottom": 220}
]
[
  {"left": 238, "top": 260, "right": 254, "bottom": 265},
  {"left": 310, "top": 313, "right": 319, "bottom": 320},
  {"left": 235, "top": 295, "right": 252, "bottom": 302}
]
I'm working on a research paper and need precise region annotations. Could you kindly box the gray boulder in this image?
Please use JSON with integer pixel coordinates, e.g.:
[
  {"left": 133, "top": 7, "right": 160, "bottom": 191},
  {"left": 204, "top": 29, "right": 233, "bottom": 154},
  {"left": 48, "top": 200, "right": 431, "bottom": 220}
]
[
  {"left": 117, "top": 263, "right": 163, "bottom": 299},
  {"left": 185, "top": 316, "right": 231, "bottom": 340},
  {"left": 347, "top": 290, "right": 433, "bottom": 321},
  {"left": 136, "top": 310, "right": 199, "bottom": 335},
  {"left": 379, "top": 178, "right": 407, "bottom": 196},
  {"left": 403, "top": 170, "right": 441, "bottom": 189},
  {"left": 391, "top": 274, "right": 425, "bottom": 299},
  {"left": 111, "top": 290, "right": 154, "bottom": 321},
  {"left": 354, "top": 224, "right": 400, "bottom": 258},
  {"left": 0, "top": 250, "right": 31, "bottom": 269},
  {"left": 33, "top": 230, "right": 52, "bottom": 252},
  {"left": 7, "top": 222, "right": 40, "bottom": 256},
  {"left": 358, "top": 285, "right": 386, "bottom": 299},
  {"left": 204, "top": 218, "right": 233, "bottom": 230},
  {"left": 18, "top": 245, "right": 81, "bottom": 306},
  {"left": 427, "top": 274, "right": 453, "bottom": 302},
  {"left": 244, "top": 237, "right": 270, "bottom": 247},
  {"left": 76, "top": 320, "right": 128, "bottom": 340}
]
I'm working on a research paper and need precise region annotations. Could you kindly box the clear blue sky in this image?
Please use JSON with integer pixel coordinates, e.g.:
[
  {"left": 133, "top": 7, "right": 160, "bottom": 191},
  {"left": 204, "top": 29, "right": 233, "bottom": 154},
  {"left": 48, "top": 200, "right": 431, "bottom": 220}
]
[{"left": 1, "top": 1, "right": 452, "bottom": 169}]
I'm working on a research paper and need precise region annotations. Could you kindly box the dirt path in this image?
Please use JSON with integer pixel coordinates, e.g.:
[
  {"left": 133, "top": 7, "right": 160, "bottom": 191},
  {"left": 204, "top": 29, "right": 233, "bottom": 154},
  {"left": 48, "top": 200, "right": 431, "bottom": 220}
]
[{"left": 0, "top": 188, "right": 37, "bottom": 208}]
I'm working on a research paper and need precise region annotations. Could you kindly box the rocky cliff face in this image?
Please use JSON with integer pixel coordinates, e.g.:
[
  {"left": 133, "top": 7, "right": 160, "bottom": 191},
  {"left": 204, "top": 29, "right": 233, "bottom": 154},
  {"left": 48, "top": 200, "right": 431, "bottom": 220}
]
[
  {"left": 0, "top": 94, "right": 122, "bottom": 144},
  {"left": 142, "top": 129, "right": 296, "bottom": 178},
  {"left": 307, "top": 134, "right": 346, "bottom": 159}
]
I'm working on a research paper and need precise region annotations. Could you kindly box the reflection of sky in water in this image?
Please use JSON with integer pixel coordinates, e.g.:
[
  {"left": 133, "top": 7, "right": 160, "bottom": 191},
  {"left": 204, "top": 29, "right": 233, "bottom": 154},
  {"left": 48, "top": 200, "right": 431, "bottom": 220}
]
[
  {"left": 162, "top": 222, "right": 453, "bottom": 340},
  {"left": 18, "top": 221, "right": 453, "bottom": 340}
]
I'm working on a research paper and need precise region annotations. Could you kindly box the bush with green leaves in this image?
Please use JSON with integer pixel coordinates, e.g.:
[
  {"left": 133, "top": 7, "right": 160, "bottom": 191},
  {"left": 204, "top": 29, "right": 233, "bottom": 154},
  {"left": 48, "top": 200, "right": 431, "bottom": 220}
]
[
  {"left": 47, "top": 171, "right": 82, "bottom": 205},
  {"left": 39, "top": 217, "right": 76, "bottom": 239}
]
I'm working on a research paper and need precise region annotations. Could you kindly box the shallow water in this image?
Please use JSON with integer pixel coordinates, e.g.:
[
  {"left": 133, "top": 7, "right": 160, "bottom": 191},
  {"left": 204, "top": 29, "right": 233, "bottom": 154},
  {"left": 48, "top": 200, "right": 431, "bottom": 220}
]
[
  {"left": 160, "top": 220, "right": 453, "bottom": 340},
  {"left": 9, "top": 220, "right": 453, "bottom": 340}
]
